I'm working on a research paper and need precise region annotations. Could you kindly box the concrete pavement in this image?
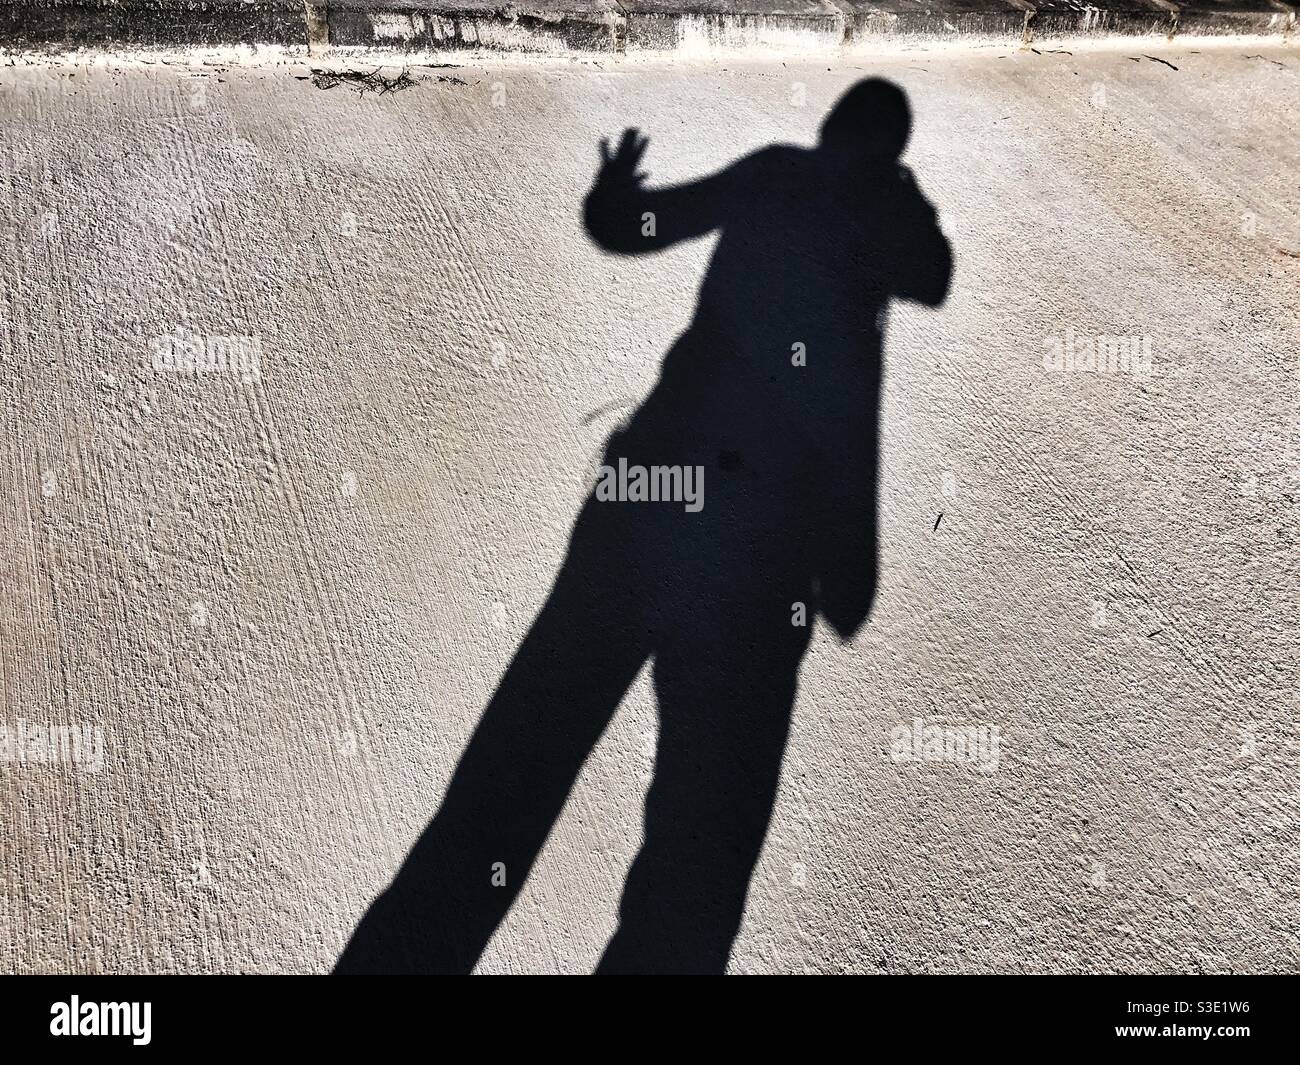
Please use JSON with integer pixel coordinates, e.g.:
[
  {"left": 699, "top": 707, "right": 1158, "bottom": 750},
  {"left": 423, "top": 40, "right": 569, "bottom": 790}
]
[{"left": 0, "top": 39, "right": 1296, "bottom": 972}]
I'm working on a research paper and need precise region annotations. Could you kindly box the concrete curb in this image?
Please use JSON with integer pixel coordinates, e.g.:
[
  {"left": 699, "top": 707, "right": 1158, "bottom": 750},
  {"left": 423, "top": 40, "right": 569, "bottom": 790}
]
[{"left": 0, "top": 0, "right": 1294, "bottom": 57}]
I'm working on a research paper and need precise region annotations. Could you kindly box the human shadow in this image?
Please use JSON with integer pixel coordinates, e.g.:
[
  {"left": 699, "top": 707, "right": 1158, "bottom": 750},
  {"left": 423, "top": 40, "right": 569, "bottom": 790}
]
[{"left": 335, "top": 78, "right": 952, "bottom": 974}]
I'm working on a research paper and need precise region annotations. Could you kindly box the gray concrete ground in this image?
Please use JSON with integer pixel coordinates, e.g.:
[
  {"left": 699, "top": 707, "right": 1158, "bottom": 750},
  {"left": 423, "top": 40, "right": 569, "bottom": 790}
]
[{"left": 0, "top": 39, "right": 1297, "bottom": 973}]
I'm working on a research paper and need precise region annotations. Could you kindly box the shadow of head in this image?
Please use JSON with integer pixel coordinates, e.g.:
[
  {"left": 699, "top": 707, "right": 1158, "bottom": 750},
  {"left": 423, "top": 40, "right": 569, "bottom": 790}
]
[{"left": 819, "top": 77, "right": 912, "bottom": 164}]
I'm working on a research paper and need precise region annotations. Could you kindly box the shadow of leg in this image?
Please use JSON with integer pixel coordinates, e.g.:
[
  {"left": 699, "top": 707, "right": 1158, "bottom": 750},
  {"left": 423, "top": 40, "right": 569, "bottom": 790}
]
[
  {"left": 598, "top": 619, "right": 808, "bottom": 974},
  {"left": 336, "top": 516, "right": 650, "bottom": 974}
]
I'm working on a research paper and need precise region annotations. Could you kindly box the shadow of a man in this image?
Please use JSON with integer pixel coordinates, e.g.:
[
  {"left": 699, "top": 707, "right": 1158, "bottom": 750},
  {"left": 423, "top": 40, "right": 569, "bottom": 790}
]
[{"left": 336, "top": 78, "right": 952, "bottom": 974}]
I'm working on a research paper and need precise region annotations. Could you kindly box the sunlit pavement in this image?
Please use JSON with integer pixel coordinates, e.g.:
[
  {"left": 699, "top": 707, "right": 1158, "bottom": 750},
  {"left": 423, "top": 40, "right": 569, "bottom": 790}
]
[{"left": 1, "top": 41, "right": 1296, "bottom": 973}]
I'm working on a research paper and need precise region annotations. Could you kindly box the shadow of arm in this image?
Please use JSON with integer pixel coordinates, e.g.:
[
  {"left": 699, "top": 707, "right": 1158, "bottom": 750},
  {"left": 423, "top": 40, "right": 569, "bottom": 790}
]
[
  {"left": 583, "top": 129, "right": 732, "bottom": 255},
  {"left": 893, "top": 170, "right": 954, "bottom": 307}
]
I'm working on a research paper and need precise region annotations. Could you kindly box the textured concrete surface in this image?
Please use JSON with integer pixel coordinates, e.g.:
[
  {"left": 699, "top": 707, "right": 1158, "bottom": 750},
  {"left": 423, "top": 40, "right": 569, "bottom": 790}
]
[{"left": 0, "top": 40, "right": 1297, "bottom": 973}]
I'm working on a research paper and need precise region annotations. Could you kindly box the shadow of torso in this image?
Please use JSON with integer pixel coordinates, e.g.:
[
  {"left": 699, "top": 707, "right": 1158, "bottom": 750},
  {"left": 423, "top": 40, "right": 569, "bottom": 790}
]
[{"left": 587, "top": 144, "right": 946, "bottom": 639}]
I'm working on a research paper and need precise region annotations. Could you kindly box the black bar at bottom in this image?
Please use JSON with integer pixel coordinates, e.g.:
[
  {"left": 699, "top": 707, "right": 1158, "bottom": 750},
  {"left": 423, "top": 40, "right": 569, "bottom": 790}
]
[{"left": 0, "top": 974, "right": 1290, "bottom": 1053}]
